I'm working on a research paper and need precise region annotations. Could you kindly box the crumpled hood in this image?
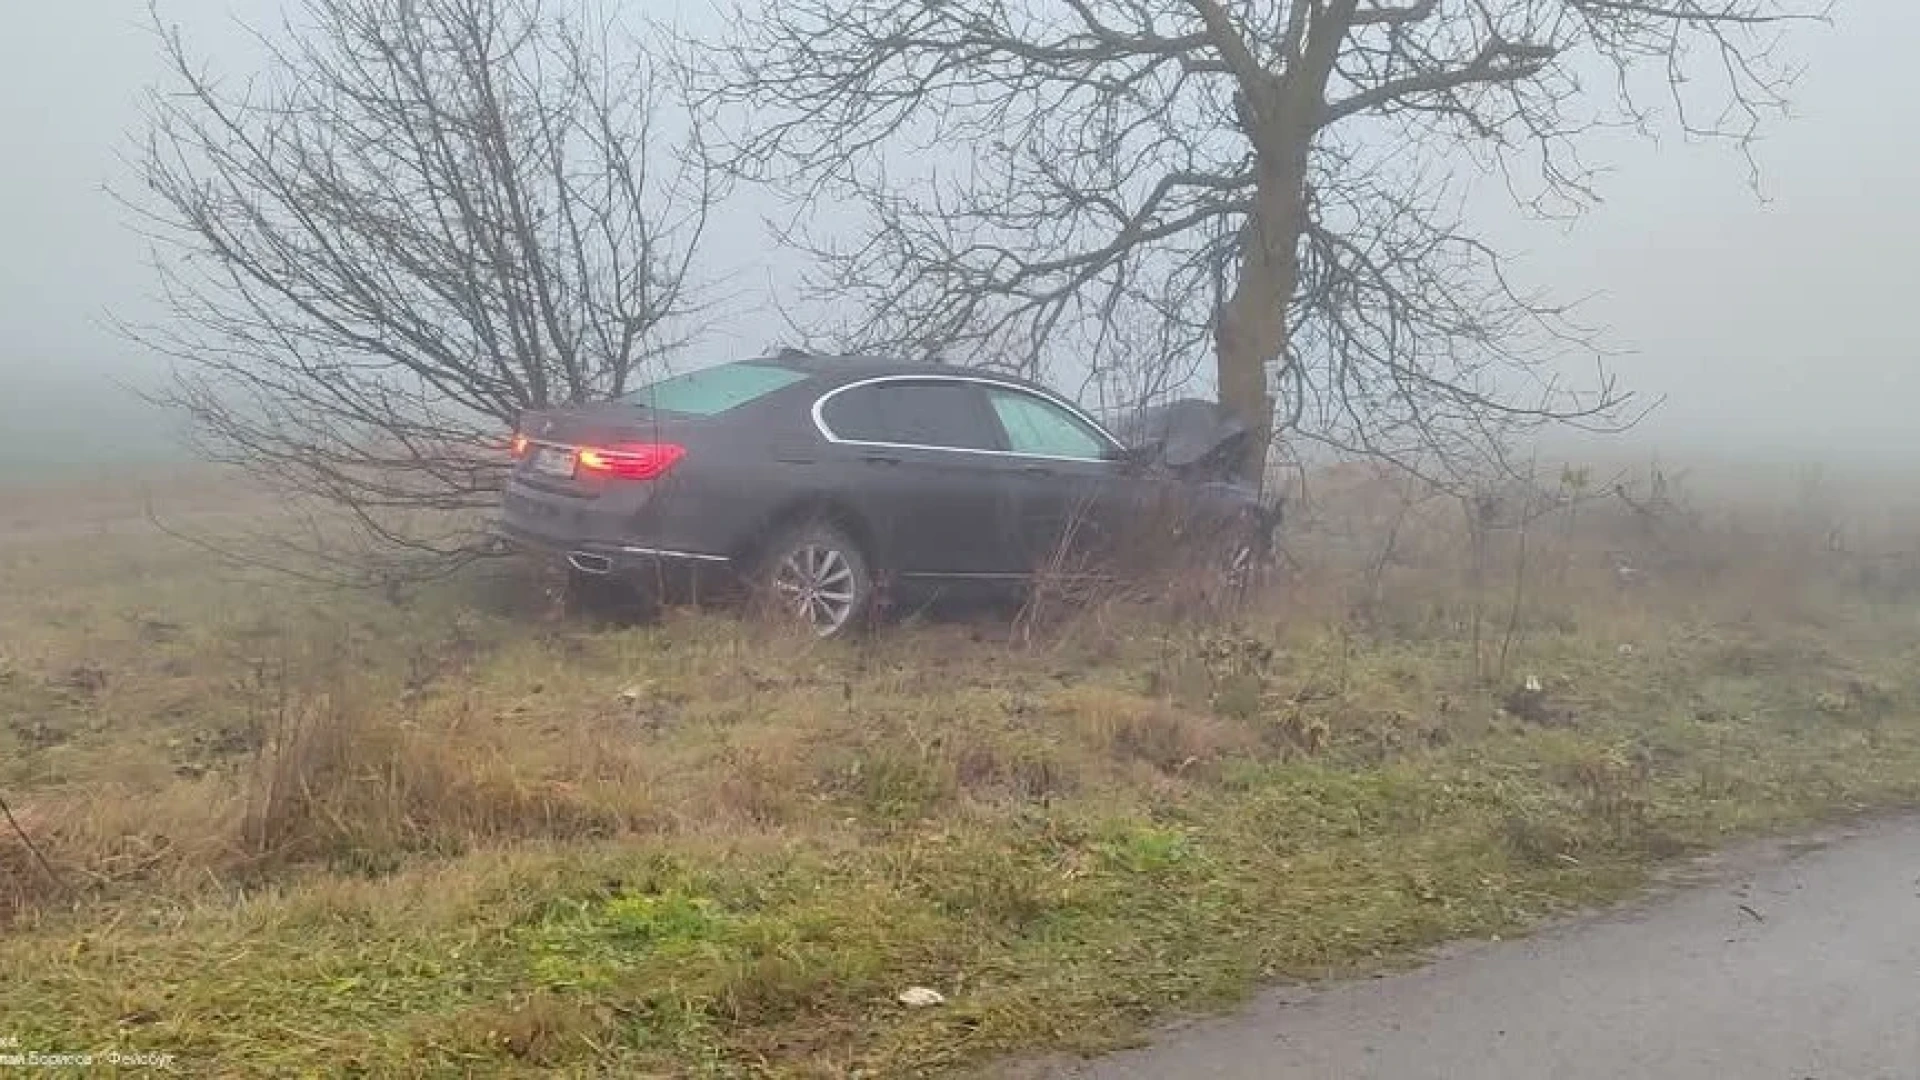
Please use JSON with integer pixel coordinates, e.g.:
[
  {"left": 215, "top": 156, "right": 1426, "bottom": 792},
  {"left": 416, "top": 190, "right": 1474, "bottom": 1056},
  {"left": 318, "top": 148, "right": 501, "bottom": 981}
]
[{"left": 1110, "top": 398, "right": 1250, "bottom": 475}]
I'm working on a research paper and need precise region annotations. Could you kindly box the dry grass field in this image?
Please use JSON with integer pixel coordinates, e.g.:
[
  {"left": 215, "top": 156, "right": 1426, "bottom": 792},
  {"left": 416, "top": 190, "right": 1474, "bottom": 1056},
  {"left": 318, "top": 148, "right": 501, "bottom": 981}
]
[{"left": 4, "top": 458, "right": 1920, "bottom": 1076}]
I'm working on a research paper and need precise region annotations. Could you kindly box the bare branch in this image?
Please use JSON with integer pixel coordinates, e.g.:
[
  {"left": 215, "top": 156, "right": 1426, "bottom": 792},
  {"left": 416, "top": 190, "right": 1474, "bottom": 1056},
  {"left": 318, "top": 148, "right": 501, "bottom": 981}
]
[
  {"left": 704, "top": 0, "right": 1820, "bottom": 483},
  {"left": 1321, "top": 37, "right": 1560, "bottom": 127},
  {"left": 125, "top": 0, "right": 714, "bottom": 579},
  {"left": 1353, "top": 0, "right": 1439, "bottom": 27}
]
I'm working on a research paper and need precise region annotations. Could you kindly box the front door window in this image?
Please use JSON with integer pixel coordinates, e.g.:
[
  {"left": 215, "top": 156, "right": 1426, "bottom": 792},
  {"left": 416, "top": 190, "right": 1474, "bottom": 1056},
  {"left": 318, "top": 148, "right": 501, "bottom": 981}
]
[{"left": 985, "top": 389, "right": 1109, "bottom": 460}]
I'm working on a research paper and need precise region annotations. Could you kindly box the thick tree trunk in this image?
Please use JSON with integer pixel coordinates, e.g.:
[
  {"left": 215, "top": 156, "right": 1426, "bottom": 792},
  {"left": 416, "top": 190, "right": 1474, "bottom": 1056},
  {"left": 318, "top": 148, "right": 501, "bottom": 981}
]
[
  {"left": 1214, "top": 158, "right": 1308, "bottom": 488},
  {"left": 1211, "top": 2, "right": 1357, "bottom": 489}
]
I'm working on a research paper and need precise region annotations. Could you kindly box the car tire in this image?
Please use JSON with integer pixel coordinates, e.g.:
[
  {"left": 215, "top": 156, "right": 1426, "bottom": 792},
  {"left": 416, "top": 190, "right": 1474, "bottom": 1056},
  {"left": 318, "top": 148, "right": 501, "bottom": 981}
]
[{"left": 749, "top": 522, "right": 875, "bottom": 639}]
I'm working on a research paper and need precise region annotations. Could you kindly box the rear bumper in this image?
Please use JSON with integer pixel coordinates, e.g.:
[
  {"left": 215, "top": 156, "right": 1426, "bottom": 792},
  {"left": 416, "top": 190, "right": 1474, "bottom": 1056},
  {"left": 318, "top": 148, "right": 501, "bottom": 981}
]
[{"left": 490, "top": 519, "right": 733, "bottom": 577}]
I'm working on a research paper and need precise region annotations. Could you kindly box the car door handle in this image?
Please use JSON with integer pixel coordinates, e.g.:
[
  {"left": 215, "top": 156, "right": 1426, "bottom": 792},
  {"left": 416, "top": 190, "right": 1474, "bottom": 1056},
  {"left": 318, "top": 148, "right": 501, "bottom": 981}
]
[
  {"left": 862, "top": 453, "right": 901, "bottom": 466},
  {"left": 1020, "top": 465, "right": 1052, "bottom": 477}
]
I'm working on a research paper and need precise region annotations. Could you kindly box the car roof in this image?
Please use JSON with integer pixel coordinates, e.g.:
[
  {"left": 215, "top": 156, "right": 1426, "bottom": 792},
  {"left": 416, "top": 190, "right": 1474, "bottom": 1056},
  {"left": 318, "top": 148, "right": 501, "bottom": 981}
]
[{"left": 756, "top": 349, "right": 1061, "bottom": 395}]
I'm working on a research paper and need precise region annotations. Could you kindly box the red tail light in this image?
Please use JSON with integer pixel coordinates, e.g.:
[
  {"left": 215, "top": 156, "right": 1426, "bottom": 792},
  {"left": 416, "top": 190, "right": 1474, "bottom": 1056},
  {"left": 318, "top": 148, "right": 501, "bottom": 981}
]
[
  {"left": 575, "top": 442, "right": 685, "bottom": 481},
  {"left": 510, "top": 433, "right": 530, "bottom": 458}
]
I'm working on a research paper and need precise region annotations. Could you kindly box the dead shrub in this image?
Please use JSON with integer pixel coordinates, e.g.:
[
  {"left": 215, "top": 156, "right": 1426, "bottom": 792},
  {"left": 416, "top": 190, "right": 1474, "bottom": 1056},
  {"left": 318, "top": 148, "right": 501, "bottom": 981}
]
[
  {"left": 1336, "top": 708, "right": 1451, "bottom": 764},
  {"left": 1051, "top": 686, "right": 1252, "bottom": 777},
  {"left": 1554, "top": 746, "right": 1655, "bottom": 844},
  {"left": 0, "top": 797, "right": 66, "bottom": 925},
  {"left": 1262, "top": 705, "right": 1333, "bottom": 756},
  {"left": 918, "top": 845, "right": 1059, "bottom": 930},
  {"left": 822, "top": 740, "right": 958, "bottom": 822},
  {"left": 1004, "top": 749, "right": 1078, "bottom": 801},
  {"left": 938, "top": 733, "right": 1081, "bottom": 803},
  {"left": 1013, "top": 492, "right": 1276, "bottom": 648},
  {"left": 713, "top": 746, "right": 807, "bottom": 826},
  {"left": 951, "top": 741, "right": 1004, "bottom": 791},
  {"left": 456, "top": 991, "right": 612, "bottom": 1067},
  {"left": 409, "top": 754, "right": 651, "bottom": 846},
  {"left": 713, "top": 951, "right": 845, "bottom": 1026},
  {"left": 0, "top": 780, "right": 245, "bottom": 924},
  {"left": 235, "top": 643, "right": 664, "bottom": 870},
  {"left": 1501, "top": 808, "right": 1583, "bottom": 867},
  {"left": 241, "top": 683, "right": 384, "bottom": 859}
]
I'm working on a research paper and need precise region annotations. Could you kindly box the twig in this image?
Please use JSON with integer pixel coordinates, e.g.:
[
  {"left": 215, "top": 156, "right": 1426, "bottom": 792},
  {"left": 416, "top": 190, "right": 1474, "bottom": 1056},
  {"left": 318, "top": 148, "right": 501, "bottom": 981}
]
[
  {"left": 1463, "top": 494, "right": 1489, "bottom": 683},
  {"left": 0, "top": 789, "right": 66, "bottom": 892},
  {"left": 144, "top": 497, "right": 359, "bottom": 590},
  {"left": 1496, "top": 459, "right": 1539, "bottom": 680},
  {"left": 1362, "top": 485, "right": 1423, "bottom": 617}
]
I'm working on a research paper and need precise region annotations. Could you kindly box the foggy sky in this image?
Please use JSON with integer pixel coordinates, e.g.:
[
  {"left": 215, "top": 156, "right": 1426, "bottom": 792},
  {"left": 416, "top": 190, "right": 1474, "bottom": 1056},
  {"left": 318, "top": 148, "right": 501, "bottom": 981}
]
[{"left": 2, "top": 1, "right": 1914, "bottom": 465}]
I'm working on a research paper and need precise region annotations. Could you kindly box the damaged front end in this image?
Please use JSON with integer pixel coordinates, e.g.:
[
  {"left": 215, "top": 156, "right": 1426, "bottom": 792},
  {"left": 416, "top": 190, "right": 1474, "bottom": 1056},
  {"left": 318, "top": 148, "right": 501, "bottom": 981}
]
[
  {"left": 1108, "top": 397, "right": 1284, "bottom": 566},
  {"left": 1108, "top": 397, "right": 1253, "bottom": 483}
]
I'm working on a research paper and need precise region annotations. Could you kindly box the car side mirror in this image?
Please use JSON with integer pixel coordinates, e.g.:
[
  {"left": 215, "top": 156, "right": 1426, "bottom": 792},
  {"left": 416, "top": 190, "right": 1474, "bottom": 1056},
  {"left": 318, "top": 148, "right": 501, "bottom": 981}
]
[{"left": 1102, "top": 443, "right": 1158, "bottom": 468}]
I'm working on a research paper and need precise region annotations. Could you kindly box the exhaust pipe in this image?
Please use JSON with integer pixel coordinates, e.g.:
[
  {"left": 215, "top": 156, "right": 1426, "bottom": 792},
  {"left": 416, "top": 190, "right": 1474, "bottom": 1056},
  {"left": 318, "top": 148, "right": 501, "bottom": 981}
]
[{"left": 567, "top": 552, "right": 613, "bottom": 575}]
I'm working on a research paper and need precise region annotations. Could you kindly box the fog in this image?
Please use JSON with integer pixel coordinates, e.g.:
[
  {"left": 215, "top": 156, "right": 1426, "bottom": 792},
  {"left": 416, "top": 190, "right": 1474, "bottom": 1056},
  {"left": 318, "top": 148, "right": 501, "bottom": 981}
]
[{"left": 2, "top": 0, "right": 1914, "bottom": 470}]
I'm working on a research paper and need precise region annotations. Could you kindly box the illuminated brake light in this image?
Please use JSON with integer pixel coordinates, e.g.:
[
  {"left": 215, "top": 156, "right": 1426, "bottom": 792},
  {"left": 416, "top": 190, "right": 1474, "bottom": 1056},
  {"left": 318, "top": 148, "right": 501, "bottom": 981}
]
[
  {"left": 510, "top": 433, "right": 530, "bottom": 458},
  {"left": 575, "top": 442, "right": 685, "bottom": 480}
]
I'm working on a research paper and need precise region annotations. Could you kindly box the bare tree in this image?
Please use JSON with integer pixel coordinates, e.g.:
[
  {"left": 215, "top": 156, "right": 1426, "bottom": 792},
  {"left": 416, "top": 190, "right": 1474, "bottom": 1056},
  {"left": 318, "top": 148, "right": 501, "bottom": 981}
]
[
  {"left": 705, "top": 0, "right": 1824, "bottom": 485},
  {"left": 128, "top": 0, "right": 714, "bottom": 573}
]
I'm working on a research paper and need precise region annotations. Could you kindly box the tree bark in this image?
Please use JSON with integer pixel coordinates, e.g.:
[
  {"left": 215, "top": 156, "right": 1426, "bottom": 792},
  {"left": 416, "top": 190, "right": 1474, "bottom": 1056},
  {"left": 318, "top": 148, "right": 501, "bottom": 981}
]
[
  {"left": 1212, "top": 1, "right": 1356, "bottom": 487},
  {"left": 1214, "top": 157, "right": 1305, "bottom": 487}
]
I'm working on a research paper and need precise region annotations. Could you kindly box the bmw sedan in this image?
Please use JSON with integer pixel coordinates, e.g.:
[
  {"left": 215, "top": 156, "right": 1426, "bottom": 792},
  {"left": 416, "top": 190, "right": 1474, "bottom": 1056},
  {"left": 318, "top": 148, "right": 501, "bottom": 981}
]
[{"left": 496, "top": 350, "right": 1276, "bottom": 636}]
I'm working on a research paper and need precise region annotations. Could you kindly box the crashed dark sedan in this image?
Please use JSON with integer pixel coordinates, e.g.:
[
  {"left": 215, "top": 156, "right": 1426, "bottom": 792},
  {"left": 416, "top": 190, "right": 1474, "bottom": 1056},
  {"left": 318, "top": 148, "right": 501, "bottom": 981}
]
[{"left": 495, "top": 349, "right": 1278, "bottom": 636}]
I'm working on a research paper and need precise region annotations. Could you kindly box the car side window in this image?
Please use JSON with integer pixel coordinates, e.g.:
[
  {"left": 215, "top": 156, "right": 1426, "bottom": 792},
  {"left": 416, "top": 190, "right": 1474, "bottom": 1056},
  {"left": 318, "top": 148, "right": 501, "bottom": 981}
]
[
  {"left": 821, "top": 380, "right": 1004, "bottom": 451},
  {"left": 986, "top": 389, "right": 1109, "bottom": 459}
]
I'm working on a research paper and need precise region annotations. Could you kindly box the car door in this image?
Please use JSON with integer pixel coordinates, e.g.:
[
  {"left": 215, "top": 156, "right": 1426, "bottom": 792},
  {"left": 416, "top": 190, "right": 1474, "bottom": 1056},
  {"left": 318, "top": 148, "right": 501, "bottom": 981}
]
[
  {"left": 977, "top": 385, "right": 1127, "bottom": 576},
  {"left": 814, "top": 378, "right": 1023, "bottom": 576}
]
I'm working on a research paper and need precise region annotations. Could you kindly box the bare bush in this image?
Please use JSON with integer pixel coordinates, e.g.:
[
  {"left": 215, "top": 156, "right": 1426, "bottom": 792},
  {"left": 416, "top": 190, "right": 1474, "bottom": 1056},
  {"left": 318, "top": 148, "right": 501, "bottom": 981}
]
[
  {"left": 129, "top": 0, "right": 714, "bottom": 578},
  {"left": 1013, "top": 489, "right": 1281, "bottom": 647}
]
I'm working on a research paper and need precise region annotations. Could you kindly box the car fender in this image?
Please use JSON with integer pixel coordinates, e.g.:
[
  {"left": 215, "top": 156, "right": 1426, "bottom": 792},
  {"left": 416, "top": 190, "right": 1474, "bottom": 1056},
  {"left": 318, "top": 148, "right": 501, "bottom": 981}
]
[{"left": 734, "top": 494, "right": 881, "bottom": 571}]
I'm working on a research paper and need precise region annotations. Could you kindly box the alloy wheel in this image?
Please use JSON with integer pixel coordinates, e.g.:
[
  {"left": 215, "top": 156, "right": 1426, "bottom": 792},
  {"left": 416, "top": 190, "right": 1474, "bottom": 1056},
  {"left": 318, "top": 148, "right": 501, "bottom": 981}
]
[{"left": 771, "top": 543, "right": 858, "bottom": 636}]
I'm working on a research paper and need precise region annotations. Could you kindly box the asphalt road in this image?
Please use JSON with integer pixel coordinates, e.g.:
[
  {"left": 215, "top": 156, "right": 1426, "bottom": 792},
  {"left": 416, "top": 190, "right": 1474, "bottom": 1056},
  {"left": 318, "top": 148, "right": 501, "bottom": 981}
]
[{"left": 1041, "top": 817, "right": 1920, "bottom": 1080}]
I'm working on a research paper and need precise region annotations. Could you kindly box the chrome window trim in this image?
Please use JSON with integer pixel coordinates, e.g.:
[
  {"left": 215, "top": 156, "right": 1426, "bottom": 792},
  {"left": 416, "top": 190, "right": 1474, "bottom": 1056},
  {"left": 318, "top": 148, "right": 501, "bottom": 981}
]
[{"left": 810, "top": 374, "right": 1122, "bottom": 464}]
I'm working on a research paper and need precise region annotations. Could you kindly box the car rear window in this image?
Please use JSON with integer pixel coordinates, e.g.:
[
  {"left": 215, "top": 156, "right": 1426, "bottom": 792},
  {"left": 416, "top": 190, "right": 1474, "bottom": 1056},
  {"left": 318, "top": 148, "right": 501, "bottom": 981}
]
[
  {"left": 620, "top": 362, "right": 806, "bottom": 415},
  {"left": 820, "top": 380, "right": 1004, "bottom": 450}
]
